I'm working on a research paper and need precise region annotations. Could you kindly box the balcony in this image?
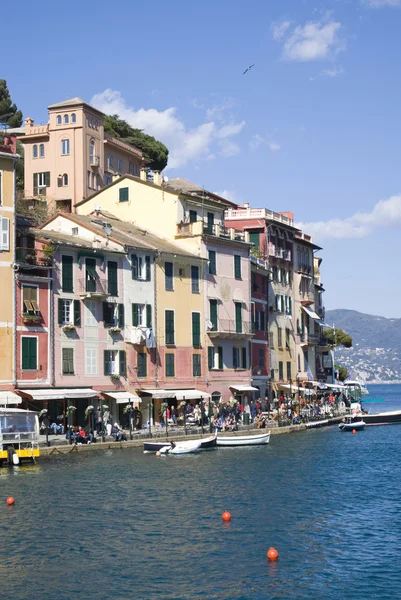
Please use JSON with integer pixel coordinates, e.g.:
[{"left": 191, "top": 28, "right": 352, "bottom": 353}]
[
  {"left": 90, "top": 155, "right": 100, "bottom": 167},
  {"left": 225, "top": 207, "right": 294, "bottom": 227},
  {"left": 268, "top": 244, "right": 292, "bottom": 261},
  {"left": 207, "top": 319, "right": 253, "bottom": 338},
  {"left": 176, "top": 220, "right": 246, "bottom": 242},
  {"left": 77, "top": 277, "right": 108, "bottom": 299},
  {"left": 300, "top": 291, "right": 315, "bottom": 305},
  {"left": 15, "top": 247, "right": 53, "bottom": 268},
  {"left": 298, "top": 265, "right": 313, "bottom": 275}
]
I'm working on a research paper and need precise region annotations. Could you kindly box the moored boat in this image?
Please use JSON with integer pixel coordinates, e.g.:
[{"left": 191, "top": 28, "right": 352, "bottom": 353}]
[
  {"left": 353, "top": 410, "right": 401, "bottom": 426},
  {"left": 144, "top": 433, "right": 217, "bottom": 453},
  {"left": 159, "top": 440, "right": 202, "bottom": 455},
  {"left": 306, "top": 419, "right": 329, "bottom": 429},
  {"left": 216, "top": 431, "right": 270, "bottom": 446},
  {"left": 339, "top": 419, "right": 365, "bottom": 432}
]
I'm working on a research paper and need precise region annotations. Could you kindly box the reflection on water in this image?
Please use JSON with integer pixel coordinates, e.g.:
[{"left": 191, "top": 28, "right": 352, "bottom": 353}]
[{"left": 0, "top": 385, "right": 400, "bottom": 600}]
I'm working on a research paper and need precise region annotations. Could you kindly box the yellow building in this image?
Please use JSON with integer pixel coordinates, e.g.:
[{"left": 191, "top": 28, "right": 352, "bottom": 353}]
[{"left": 0, "top": 137, "right": 18, "bottom": 389}]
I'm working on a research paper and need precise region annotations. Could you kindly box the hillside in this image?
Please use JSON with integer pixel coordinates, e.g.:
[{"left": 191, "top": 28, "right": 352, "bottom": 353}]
[{"left": 325, "top": 309, "right": 401, "bottom": 383}]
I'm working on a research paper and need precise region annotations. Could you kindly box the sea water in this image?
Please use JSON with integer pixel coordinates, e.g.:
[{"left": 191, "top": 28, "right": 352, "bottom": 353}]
[{"left": 1, "top": 384, "right": 401, "bottom": 600}]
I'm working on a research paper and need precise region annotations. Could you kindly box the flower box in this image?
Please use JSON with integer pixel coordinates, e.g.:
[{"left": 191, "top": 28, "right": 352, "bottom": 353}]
[
  {"left": 22, "top": 314, "right": 42, "bottom": 324},
  {"left": 108, "top": 327, "right": 121, "bottom": 334},
  {"left": 62, "top": 324, "right": 76, "bottom": 332}
]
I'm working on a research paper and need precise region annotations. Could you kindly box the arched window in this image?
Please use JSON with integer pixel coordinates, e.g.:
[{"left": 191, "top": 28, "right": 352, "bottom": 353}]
[
  {"left": 33, "top": 145, "right": 38, "bottom": 159},
  {"left": 39, "top": 144, "right": 45, "bottom": 158},
  {"left": 89, "top": 139, "right": 95, "bottom": 164},
  {"left": 71, "top": 113, "right": 76, "bottom": 123},
  {"left": 64, "top": 114, "right": 69, "bottom": 124},
  {"left": 63, "top": 174, "right": 68, "bottom": 186},
  {"left": 61, "top": 139, "right": 70, "bottom": 155},
  {"left": 57, "top": 115, "right": 62, "bottom": 125}
]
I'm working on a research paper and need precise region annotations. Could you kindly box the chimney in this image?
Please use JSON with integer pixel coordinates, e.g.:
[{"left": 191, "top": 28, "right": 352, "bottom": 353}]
[
  {"left": 243, "top": 202, "right": 250, "bottom": 209},
  {"left": 140, "top": 168, "right": 147, "bottom": 182},
  {"left": 153, "top": 171, "right": 162, "bottom": 186},
  {"left": 24, "top": 117, "right": 34, "bottom": 134}
]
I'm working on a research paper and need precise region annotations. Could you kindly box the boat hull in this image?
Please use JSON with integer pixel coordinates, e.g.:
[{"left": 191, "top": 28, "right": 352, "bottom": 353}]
[
  {"left": 216, "top": 432, "right": 270, "bottom": 446},
  {"left": 144, "top": 435, "right": 216, "bottom": 453},
  {"left": 159, "top": 441, "right": 201, "bottom": 455},
  {"left": 353, "top": 411, "right": 401, "bottom": 426},
  {"left": 306, "top": 419, "right": 329, "bottom": 429},
  {"left": 339, "top": 420, "right": 365, "bottom": 431}
]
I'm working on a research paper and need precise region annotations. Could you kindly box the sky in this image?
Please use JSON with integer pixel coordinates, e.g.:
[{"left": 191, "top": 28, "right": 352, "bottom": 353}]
[{"left": 3, "top": 0, "right": 401, "bottom": 318}]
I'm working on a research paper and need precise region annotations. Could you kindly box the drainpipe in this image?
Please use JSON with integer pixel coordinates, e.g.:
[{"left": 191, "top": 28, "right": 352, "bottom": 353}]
[
  {"left": 154, "top": 250, "right": 159, "bottom": 388},
  {"left": 12, "top": 159, "right": 17, "bottom": 389}
]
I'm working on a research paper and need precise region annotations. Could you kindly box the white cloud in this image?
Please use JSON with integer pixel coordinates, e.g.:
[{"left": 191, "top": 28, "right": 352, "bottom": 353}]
[
  {"left": 273, "top": 19, "right": 345, "bottom": 62},
  {"left": 362, "top": 0, "right": 401, "bottom": 7},
  {"left": 296, "top": 194, "right": 401, "bottom": 240},
  {"left": 91, "top": 89, "right": 245, "bottom": 169},
  {"left": 268, "top": 141, "right": 281, "bottom": 151},
  {"left": 206, "top": 98, "right": 238, "bottom": 121},
  {"left": 310, "top": 65, "right": 344, "bottom": 81},
  {"left": 249, "top": 133, "right": 281, "bottom": 152}
]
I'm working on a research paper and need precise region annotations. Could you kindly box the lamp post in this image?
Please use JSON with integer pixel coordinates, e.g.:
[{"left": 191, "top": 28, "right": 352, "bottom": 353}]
[
  {"left": 100, "top": 403, "right": 105, "bottom": 443},
  {"left": 129, "top": 403, "right": 133, "bottom": 441},
  {"left": 148, "top": 398, "right": 153, "bottom": 439},
  {"left": 200, "top": 399, "right": 204, "bottom": 435},
  {"left": 67, "top": 400, "right": 72, "bottom": 445}
]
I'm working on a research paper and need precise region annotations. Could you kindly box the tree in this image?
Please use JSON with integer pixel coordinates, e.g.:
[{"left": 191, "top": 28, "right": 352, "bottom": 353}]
[
  {"left": 335, "top": 363, "right": 348, "bottom": 381},
  {"left": 16, "top": 141, "right": 24, "bottom": 191},
  {"left": 322, "top": 327, "right": 353, "bottom": 348},
  {"left": 104, "top": 114, "right": 169, "bottom": 171},
  {"left": 0, "top": 80, "right": 23, "bottom": 128}
]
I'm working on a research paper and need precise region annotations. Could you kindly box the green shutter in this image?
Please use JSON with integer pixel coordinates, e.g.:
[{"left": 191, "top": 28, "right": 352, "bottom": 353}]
[
  {"left": 132, "top": 304, "right": 138, "bottom": 326},
  {"left": 210, "top": 300, "right": 218, "bottom": 330},
  {"left": 107, "top": 261, "right": 118, "bottom": 296},
  {"left": 208, "top": 250, "right": 216, "bottom": 275},
  {"left": 242, "top": 347, "right": 247, "bottom": 369},
  {"left": 45, "top": 172, "right": 50, "bottom": 187},
  {"left": 208, "top": 347, "right": 214, "bottom": 370},
  {"left": 191, "top": 266, "right": 199, "bottom": 293},
  {"left": 118, "top": 304, "right": 125, "bottom": 328},
  {"left": 138, "top": 352, "right": 147, "bottom": 378},
  {"left": 74, "top": 300, "right": 81, "bottom": 326},
  {"left": 218, "top": 346, "right": 223, "bottom": 370},
  {"left": 33, "top": 173, "right": 38, "bottom": 196},
  {"left": 192, "top": 312, "right": 200, "bottom": 347},
  {"left": 233, "top": 348, "right": 238, "bottom": 369},
  {"left": 235, "top": 302, "right": 242, "bottom": 334},
  {"left": 193, "top": 354, "right": 201, "bottom": 377},
  {"left": 22, "top": 338, "right": 30, "bottom": 370},
  {"left": 58, "top": 298, "right": 64, "bottom": 325},
  {"left": 103, "top": 302, "right": 113, "bottom": 326},
  {"left": 165, "top": 262, "right": 173, "bottom": 291},
  {"left": 165, "top": 354, "right": 175, "bottom": 377},
  {"left": 119, "top": 187, "right": 129, "bottom": 202},
  {"left": 119, "top": 351, "right": 126, "bottom": 377},
  {"left": 165, "top": 310, "right": 175, "bottom": 345},
  {"left": 146, "top": 304, "right": 152, "bottom": 328},
  {"left": 288, "top": 297, "right": 292, "bottom": 315},
  {"left": 62, "top": 256, "right": 73, "bottom": 292},
  {"left": 22, "top": 338, "right": 37, "bottom": 370},
  {"left": 145, "top": 256, "right": 151, "bottom": 281},
  {"left": 249, "top": 232, "right": 260, "bottom": 249},
  {"left": 104, "top": 350, "right": 109, "bottom": 375},
  {"left": 260, "top": 311, "right": 265, "bottom": 332},
  {"left": 234, "top": 255, "right": 241, "bottom": 279},
  {"left": 131, "top": 254, "right": 138, "bottom": 280}
]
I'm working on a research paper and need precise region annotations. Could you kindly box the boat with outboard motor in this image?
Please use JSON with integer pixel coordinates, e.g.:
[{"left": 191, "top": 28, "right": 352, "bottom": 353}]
[
  {"left": 339, "top": 417, "right": 365, "bottom": 432},
  {"left": 144, "top": 432, "right": 217, "bottom": 453},
  {"left": 216, "top": 431, "right": 270, "bottom": 446},
  {"left": 159, "top": 440, "right": 202, "bottom": 455},
  {"left": 352, "top": 409, "right": 401, "bottom": 426}
]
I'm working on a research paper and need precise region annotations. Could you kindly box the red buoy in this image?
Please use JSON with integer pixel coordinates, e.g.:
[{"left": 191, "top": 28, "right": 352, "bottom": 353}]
[
  {"left": 6, "top": 497, "right": 15, "bottom": 505},
  {"left": 222, "top": 511, "right": 232, "bottom": 521},
  {"left": 267, "top": 547, "right": 279, "bottom": 561},
  {"left": 352, "top": 429, "right": 356, "bottom": 435}
]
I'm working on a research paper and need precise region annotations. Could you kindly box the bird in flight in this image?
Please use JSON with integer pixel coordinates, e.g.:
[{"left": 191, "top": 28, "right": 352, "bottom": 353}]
[{"left": 243, "top": 64, "right": 255, "bottom": 75}]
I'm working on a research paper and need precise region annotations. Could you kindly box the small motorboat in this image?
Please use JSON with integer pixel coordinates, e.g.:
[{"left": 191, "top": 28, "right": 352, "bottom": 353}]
[
  {"left": 306, "top": 419, "right": 329, "bottom": 429},
  {"left": 144, "top": 433, "right": 217, "bottom": 453},
  {"left": 339, "top": 419, "right": 365, "bottom": 432},
  {"left": 159, "top": 440, "right": 202, "bottom": 455},
  {"left": 352, "top": 409, "right": 401, "bottom": 426},
  {"left": 216, "top": 431, "right": 270, "bottom": 446}
]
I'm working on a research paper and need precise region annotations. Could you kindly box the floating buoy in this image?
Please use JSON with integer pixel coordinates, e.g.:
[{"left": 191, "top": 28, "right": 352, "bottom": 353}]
[
  {"left": 156, "top": 451, "right": 161, "bottom": 457},
  {"left": 222, "top": 511, "right": 232, "bottom": 521},
  {"left": 6, "top": 497, "right": 15, "bottom": 506},
  {"left": 267, "top": 547, "right": 279, "bottom": 561},
  {"left": 352, "top": 429, "right": 356, "bottom": 435}
]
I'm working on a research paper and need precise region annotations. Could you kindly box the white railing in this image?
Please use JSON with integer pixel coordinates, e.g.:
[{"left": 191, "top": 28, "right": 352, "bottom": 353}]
[{"left": 225, "top": 208, "right": 294, "bottom": 227}]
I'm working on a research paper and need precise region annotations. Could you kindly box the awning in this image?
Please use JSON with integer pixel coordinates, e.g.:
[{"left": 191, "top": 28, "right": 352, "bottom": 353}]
[
  {"left": 173, "top": 390, "right": 211, "bottom": 400},
  {"left": 19, "top": 388, "right": 98, "bottom": 401},
  {"left": 0, "top": 392, "right": 22, "bottom": 406},
  {"left": 138, "top": 389, "right": 177, "bottom": 399},
  {"left": 301, "top": 306, "right": 321, "bottom": 320},
  {"left": 324, "top": 383, "right": 347, "bottom": 390},
  {"left": 103, "top": 391, "right": 141, "bottom": 404},
  {"left": 229, "top": 385, "right": 259, "bottom": 392}
]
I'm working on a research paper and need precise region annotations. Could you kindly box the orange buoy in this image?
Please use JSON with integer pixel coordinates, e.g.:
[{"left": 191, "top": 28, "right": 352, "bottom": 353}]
[
  {"left": 222, "top": 511, "right": 232, "bottom": 521},
  {"left": 267, "top": 547, "right": 279, "bottom": 561},
  {"left": 6, "top": 497, "right": 15, "bottom": 505},
  {"left": 352, "top": 429, "right": 356, "bottom": 434}
]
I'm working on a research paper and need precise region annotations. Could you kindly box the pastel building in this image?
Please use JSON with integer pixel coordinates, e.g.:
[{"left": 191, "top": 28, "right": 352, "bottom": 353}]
[
  {"left": 20, "top": 98, "right": 146, "bottom": 213},
  {"left": 249, "top": 261, "right": 270, "bottom": 400}
]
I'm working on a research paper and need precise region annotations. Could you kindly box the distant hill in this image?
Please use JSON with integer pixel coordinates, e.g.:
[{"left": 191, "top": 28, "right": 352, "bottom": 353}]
[{"left": 325, "top": 309, "right": 401, "bottom": 383}]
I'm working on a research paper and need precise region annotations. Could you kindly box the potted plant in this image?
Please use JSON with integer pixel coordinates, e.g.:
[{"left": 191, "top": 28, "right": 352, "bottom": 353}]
[
  {"left": 108, "top": 326, "right": 121, "bottom": 334},
  {"left": 62, "top": 324, "right": 76, "bottom": 332},
  {"left": 22, "top": 313, "right": 42, "bottom": 324},
  {"left": 110, "top": 373, "right": 120, "bottom": 382},
  {"left": 40, "top": 243, "right": 54, "bottom": 265}
]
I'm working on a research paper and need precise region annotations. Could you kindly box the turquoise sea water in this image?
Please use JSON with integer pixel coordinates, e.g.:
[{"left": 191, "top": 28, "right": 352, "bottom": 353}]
[{"left": 1, "top": 384, "right": 401, "bottom": 600}]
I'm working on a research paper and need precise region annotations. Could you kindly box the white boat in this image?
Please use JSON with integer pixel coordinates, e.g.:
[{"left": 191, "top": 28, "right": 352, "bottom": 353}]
[
  {"left": 339, "top": 419, "right": 365, "bottom": 432},
  {"left": 216, "top": 431, "right": 271, "bottom": 446},
  {"left": 306, "top": 419, "right": 329, "bottom": 429},
  {"left": 159, "top": 440, "right": 202, "bottom": 455},
  {"left": 344, "top": 380, "right": 369, "bottom": 396},
  {"left": 144, "top": 433, "right": 217, "bottom": 453}
]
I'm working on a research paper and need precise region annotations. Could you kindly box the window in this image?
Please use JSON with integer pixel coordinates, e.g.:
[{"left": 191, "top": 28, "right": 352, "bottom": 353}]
[
  {"left": 272, "top": 266, "right": 278, "bottom": 282},
  {"left": 208, "top": 250, "right": 216, "bottom": 275},
  {"left": 132, "top": 303, "right": 148, "bottom": 327},
  {"left": 233, "top": 347, "right": 240, "bottom": 369},
  {"left": 242, "top": 347, "right": 247, "bottom": 369},
  {"left": 87, "top": 170, "right": 91, "bottom": 188},
  {"left": 206, "top": 212, "right": 214, "bottom": 234},
  {"left": 304, "top": 351, "right": 309, "bottom": 372},
  {"left": 85, "top": 347, "right": 97, "bottom": 375},
  {"left": 208, "top": 346, "right": 223, "bottom": 370},
  {"left": 33, "top": 172, "right": 50, "bottom": 195},
  {"left": 103, "top": 302, "right": 124, "bottom": 328},
  {"left": 269, "top": 331, "right": 274, "bottom": 348},
  {"left": 165, "top": 353, "right": 175, "bottom": 377},
  {"left": 71, "top": 113, "right": 76, "bottom": 123},
  {"left": 278, "top": 361, "right": 284, "bottom": 380},
  {"left": 259, "top": 348, "right": 265, "bottom": 369},
  {"left": 58, "top": 299, "right": 81, "bottom": 326},
  {"left": 117, "top": 159, "right": 122, "bottom": 171},
  {"left": 56, "top": 115, "right": 62, "bottom": 125},
  {"left": 33, "top": 145, "right": 38, "bottom": 159},
  {"left": 192, "top": 312, "right": 201, "bottom": 347},
  {"left": 61, "top": 255, "right": 73, "bottom": 292},
  {"left": 234, "top": 255, "right": 241, "bottom": 279},
  {"left": 189, "top": 210, "right": 197, "bottom": 223},
  {"left": 278, "top": 327, "right": 283, "bottom": 348},
  {"left": 235, "top": 302, "right": 242, "bottom": 334},
  {"left": 165, "top": 261, "right": 173, "bottom": 291},
  {"left": 105, "top": 175, "right": 112, "bottom": 186},
  {"left": 260, "top": 310, "right": 266, "bottom": 332},
  {"left": 107, "top": 261, "right": 118, "bottom": 296},
  {"left": 286, "top": 362, "right": 291, "bottom": 381},
  {"left": 298, "top": 354, "right": 301, "bottom": 372},
  {"left": 250, "top": 231, "right": 260, "bottom": 249},
  {"left": 22, "top": 286, "right": 39, "bottom": 315},
  {"left": 191, "top": 265, "right": 200, "bottom": 294},
  {"left": 108, "top": 155, "right": 113, "bottom": 169},
  {"left": 89, "top": 139, "right": 95, "bottom": 164},
  {"left": 22, "top": 337, "right": 37, "bottom": 370},
  {"left": 91, "top": 172, "right": 95, "bottom": 189},
  {"left": 119, "top": 187, "right": 129, "bottom": 202},
  {"left": 285, "top": 328, "right": 291, "bottom": 349},
  {"left": 85, "top": 258, "right": 97, "bottom": 292},
  {"left": 270, "top": 369, "right": 275, "bottom": 380},
  {"left": 193, "top": 354, "right": 201, "bottom": 377},
  {"left": 104, "top": 350, "right": 118, "bottom": 375},
  {"left": 0, "top": 217, "right": 8, "bottom": 250},
  {"left": 137, "top": 352, "right": 147, "bottom": 378},
  {"left": 165, "top": 310, "right": 175, "bottom": 345},
  {"left": 131, "top": 254, "right": 151, "bottom": 281},
  {"left": 209, "top": 299, "right": 218, "bottom": 331},
  {"left": 61, "top": 139, "right": 70, "bottom": 155},
  {"left": 64, "top": 114, "right": 69, "bottom": 124},
  {"left": 62, "top": 348, "right": 74, "bottom": 375}
]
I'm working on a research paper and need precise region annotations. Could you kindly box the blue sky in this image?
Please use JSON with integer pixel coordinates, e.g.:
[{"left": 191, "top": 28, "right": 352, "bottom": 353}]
[{"left": 4, "top": 0, "right": 401, "bottom": 318}]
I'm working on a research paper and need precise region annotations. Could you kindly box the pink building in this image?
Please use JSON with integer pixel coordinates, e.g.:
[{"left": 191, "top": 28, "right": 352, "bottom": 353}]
[{"left": 20, "top": 98, "right": 146, "bottom": 212}]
